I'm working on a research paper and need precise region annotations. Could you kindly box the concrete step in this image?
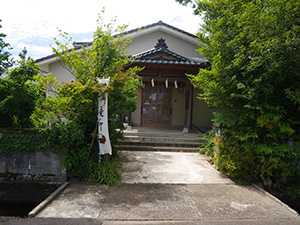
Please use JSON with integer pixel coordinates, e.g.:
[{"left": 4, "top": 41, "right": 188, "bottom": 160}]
[
  {"left": 124, "top": 135, "right": 202, "bottom": 143},
  {"left": 121, "top": 140, "right": 201, "bottom": 148},
  {"left": 120, "top": 130, "right": 203, "bottom": 153},
  {"left": 123, "top": 132, "right": 202, "bottom": 138},
  {"left": 117, "top": 145, "right": 200, "bottom": 153}
]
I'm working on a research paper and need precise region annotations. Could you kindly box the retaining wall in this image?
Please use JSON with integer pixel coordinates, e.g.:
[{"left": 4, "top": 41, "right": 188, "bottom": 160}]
[{"left": 0, "top": 150, "right": 66, "bottom": 183}]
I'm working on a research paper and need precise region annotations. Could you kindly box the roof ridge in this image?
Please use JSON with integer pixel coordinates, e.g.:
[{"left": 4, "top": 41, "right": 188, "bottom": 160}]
[
  {"left": 134, "top": 45, "right": 190, "bottom": 62},
  {"left": 120, "top": 20, "right": 197, "bottom": 38}
]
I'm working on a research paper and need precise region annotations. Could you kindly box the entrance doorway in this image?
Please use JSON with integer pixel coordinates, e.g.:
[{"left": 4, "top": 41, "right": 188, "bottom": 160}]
[{"left": 141, "top": 85, "right": 172, "bottom": 127}]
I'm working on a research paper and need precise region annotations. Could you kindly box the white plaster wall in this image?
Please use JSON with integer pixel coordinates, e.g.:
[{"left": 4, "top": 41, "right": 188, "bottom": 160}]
[
  {"left": 125, "top": 30, "right": 202, "bottom": 58},
  {"left": 39, "top": 64, "right": 49, "bottom": 73},
  {"left": 131, "top": 89, "right": 142, "bottom": 126},
  {"left": 49, "top": 62, "right": 75, "bottom": 84},
  {"left": 192, "top": 89, "right": 215, "bottom": 129},
  {"left": 172, "top": 88, "right": 186, "bottom": 127}
]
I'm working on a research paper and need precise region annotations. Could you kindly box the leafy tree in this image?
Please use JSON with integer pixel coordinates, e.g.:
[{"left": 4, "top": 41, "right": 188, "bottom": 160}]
[
  {"left": 178, "top": 0, "right": 300, "bottom": 187},
  {"left": 0, "top": 48, "right": 40, "bottom": 128},
  {"left": 0, "top": 20, "right": 13, "bottom": 75},
  {"left": 33, "top": 15, "right": 142, "bottom": 183}
]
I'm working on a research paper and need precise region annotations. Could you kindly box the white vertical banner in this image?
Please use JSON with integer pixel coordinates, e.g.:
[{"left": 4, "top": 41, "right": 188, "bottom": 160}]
[{"left": 97, "top": 78, "right": 112, "bottom": 156}]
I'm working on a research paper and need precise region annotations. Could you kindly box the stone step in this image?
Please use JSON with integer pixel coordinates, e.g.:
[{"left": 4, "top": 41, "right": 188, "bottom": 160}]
[
  {"left": 121, "top": 140, "right": 201, "bottom": 148},
  {"left": 123, "top": 132, "right": 202, "bottom": 138},
  {"left": 117, "top": 145, "right": 200, "bottom": 153},
  {"left": 123, "top": 135, "right": 203, "bottom": 143},
  {"left": 120, "top": 130, "right": 203, "bottom": 153}
]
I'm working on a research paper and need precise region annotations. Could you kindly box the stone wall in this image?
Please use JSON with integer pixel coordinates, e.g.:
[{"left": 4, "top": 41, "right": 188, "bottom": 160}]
[{"left": 0, "top": 150, "right": 66, "bottom": 183}]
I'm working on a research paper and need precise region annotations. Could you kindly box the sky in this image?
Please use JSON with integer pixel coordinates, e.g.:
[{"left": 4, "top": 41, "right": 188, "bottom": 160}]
[{"left": 1, "top": 0, "right": 201, "bottom": 60}]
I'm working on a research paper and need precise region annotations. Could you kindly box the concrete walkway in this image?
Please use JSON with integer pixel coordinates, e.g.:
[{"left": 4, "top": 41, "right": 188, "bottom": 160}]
[
  {"left": 4, "top": 151, "right": 300, "bottom": 225},
  {"left": 118, "top": 151, "right": 233, "bottom": 184}
]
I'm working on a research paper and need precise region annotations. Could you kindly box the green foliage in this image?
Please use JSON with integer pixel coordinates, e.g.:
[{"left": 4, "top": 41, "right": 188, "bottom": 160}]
[
  {"left": 86, "top": 160, "right": 122, "bottom": 186},
  {"left": 32, "top": 14, "right": 142, "bottom": 184},
  {"left": 0, "top": 19, "right": 13, "bottom": 75},
  {"left": 37, "top": 121, "right": 89, "bottom": 174},
  {"left": 287, "top": 185, "right": 300, "bottom": 199},
  {"left": 199, "top": 128, "right": 216, "bottom": 157},
  {"left": 179, "top": 0, "right": 300, "bottom": 192},
  {"left": 189, "top": 0, "right": 300, "bottom": 141},
  {"left": 0, "top": 49, "right": 41, "bottom": 128},
  {"left": 175, "top": 0, "right": 201, "bottom": 15},
  {"left": 0, "top": 129, "right": 42, "bottom": 154},
  {"left": 215, "top": 137, "right": 300, "bottom": 185}
]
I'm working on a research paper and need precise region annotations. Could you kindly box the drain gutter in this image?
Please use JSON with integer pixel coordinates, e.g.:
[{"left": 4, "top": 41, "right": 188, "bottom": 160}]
[{"left": 28, "top": 182, "right": 69, "bottom": 218}]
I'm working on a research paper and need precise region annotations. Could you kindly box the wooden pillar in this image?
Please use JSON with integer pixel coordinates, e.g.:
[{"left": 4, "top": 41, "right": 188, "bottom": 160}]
[
  {"left": 183, "top": 81, "right": 190, "bottom": 133},
  {"left": 127, "top": 112, "right": 132, "bottom": 131},
  {"left": 128, "top": 112, "right": 132, "bottom": 126}
]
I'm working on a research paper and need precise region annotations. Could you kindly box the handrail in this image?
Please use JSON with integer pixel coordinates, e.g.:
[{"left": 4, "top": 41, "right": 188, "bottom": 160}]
[{"left": 191, "top": 123, "right": 205, "bottom": 134}]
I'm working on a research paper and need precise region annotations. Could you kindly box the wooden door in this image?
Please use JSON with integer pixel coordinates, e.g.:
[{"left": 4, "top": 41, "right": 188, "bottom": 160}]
[{"left": 141, "top": 86, "right": 172, "bottom": 127}]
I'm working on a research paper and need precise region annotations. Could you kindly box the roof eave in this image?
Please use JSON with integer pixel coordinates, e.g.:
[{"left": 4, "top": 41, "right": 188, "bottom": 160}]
[
  {"left": 36, "top": 54, "right": 58, "bottom": 65},
  {"left": 131, "top": 59, "right": 208, "bottom": 67}
]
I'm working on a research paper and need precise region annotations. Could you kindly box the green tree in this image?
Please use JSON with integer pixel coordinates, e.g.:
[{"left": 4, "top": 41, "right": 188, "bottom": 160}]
[
  {"left": 33, "top": 15, "right": 142, "bottom": 183},
  {"left": 178, "top": 0, "right": 300, "bottom": 186},
  {"left": 0, "top": 48, "right": 40, "bottom": 128},
  {"left": 0, "top": 20, "right": 13, "bottom": 75}
]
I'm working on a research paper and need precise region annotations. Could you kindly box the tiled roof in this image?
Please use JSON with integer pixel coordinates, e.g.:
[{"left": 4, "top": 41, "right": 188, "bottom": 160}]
[
  {"left": 132, "top": 58, "right": 207, "bottom": 66},
  {"left": 131, "top": 38, "right": 207, "bottom": 66},
  {"left": 35, "top": 53, "right": 56, "bottom": 63},
  {"left": 35, "top": 43, "right": 90, "bottom": 63},
  {"left": 135, "top": 47, "right": 189, "bottom": 61}
]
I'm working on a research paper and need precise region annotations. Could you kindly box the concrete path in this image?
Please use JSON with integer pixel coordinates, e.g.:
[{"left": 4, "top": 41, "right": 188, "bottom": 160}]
[
  {"left": 118, "top": 151, "right": 233, "bottom": 184},
  {"left": 3, "top": 151, "right": 300, "bottom": 225}
]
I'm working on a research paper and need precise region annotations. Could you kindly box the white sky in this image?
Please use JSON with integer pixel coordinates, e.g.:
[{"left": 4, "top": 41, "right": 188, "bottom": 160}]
[{"left": 1, "top": 0, "right": 201, "bottom": 60}]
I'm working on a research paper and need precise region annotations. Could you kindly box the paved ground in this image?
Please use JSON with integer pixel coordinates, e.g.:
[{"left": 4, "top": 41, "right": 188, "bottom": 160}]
[
  {"left": 2, "top": 151, "right": 300, "bottom": 225},
  {"left": 118, "top": 151, "right": 233, "bottom": 184}
]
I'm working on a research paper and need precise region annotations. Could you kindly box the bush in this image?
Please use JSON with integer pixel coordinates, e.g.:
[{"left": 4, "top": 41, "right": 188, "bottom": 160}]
[
  {"left": 199, "top": 128, "right": 216, "bottom": 157},
  {"left": 213, "top": 134, "right": 300, "bottom": 188},
  {"left": 30, "top": 15, "right": 141, "bottom": 185},
  {"left": 0, "top": 51, "right": 40, "bottom": 128},
  {"left": 179, "top": 0, "right": 300, "bottom": 196},
  {"left": 0, "top": 129, "right": 41, "bottom": 154}
]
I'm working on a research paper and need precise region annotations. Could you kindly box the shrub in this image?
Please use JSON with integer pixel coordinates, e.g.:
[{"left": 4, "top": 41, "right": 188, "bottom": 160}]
[
  {"left": 31, "top": 14, "right": 142, "bottom": 184},
  {"left": 0, "top": 50, "right": 40, "bottom": 128}
]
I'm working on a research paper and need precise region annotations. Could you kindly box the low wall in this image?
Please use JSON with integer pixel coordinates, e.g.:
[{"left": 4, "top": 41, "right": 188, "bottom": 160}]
[{"left": 0, "top": 150, "right": 66, "bottom": 183}]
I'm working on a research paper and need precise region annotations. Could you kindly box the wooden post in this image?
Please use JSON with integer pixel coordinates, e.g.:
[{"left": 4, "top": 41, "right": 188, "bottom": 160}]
[{"left": 183, "top": 81, "right": 190, "bottom": 133}]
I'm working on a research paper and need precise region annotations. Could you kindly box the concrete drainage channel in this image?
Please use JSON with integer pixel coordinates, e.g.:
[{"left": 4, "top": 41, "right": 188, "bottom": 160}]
[
  {"left": 0, "top": 182, "right": 68, "bottom": 219},
  {"left": 28, "top": 182, "right": 69, "bottom": 218},
  {"left": 0, "top": 148, "right": 68, "bottom": 219}
]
